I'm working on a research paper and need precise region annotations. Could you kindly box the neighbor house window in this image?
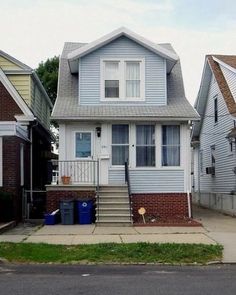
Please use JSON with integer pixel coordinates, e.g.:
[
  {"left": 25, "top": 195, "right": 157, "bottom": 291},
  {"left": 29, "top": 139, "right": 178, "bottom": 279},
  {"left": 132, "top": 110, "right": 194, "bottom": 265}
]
[
  {"left": 162, "top": 125, "right": 180, "bottom": 166},
  {"left": 104, "top": 61, "right": 120, "bottom": 98},
  {"left": 136, "top": 125, "right": 155, "bottom": 167},
  {"left": 112, "top": 125, "right": 129, "bottom": 165},
  {"left": 214, "top": 95, "right": 218, "bottom": 123},
  {"left": 102, "top": 59, "right": 144, "bottom": 100},
  {"left": 211, "top": 145, "right": 216, "bottom": 168},
  {"left": 75, "top": 132, "right": 92, "bottom": 158}
]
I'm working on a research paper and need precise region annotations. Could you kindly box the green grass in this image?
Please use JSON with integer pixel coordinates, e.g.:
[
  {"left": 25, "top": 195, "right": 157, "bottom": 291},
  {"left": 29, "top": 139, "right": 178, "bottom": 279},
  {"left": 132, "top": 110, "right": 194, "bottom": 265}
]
[{"left": 0, "top": 242, "right": 223, "bottom": 264}]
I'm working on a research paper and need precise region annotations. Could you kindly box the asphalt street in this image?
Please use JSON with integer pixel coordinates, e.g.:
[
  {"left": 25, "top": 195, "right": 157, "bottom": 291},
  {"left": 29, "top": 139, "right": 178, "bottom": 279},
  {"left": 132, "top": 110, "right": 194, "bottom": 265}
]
[{"left": 0, "top": 264, "right": 236, "bottom": 295}]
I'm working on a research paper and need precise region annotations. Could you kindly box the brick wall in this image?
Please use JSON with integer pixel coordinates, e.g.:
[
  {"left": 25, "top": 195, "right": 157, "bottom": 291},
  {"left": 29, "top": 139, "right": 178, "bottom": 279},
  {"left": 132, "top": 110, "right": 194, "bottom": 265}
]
[
  {"left": 131, "top": 193, "right": 190, "bottom": 222},
  {"left": 0, "top": 136, "right": 30, "bottom": 221},
  {"left": 0, "top": 81, "right": 23, "bottom": 121},
  {"left": 46, "top": 190, "right": 96, "bottom": 212}
]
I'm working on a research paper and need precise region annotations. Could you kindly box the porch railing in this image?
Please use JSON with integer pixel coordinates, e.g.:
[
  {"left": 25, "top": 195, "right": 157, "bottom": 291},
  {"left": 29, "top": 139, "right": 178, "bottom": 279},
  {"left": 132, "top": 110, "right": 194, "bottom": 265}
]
[{"left": 50, "top": 160, "right": 99, "bottom": 186}]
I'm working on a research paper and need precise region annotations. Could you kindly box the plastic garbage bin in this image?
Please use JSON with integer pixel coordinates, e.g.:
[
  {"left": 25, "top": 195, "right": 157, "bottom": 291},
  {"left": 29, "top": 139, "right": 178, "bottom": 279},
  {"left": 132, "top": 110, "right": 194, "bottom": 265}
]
[
  {"left": 44, "top": 209, "right": 60, "bottom": 225},
  {"left": 60, "top": 200, "right": 74, "bottom": 225},
  {"left": 77, "top": 200, "right": 93, "bottom": 224}
]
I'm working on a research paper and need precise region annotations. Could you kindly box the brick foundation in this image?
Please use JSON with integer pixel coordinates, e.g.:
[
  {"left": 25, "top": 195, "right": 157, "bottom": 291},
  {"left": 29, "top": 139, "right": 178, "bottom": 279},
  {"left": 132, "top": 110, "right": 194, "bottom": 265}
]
[
  {"left": 131, "top": 193, "right": 190, "bottom": 222},
  {"left": 46, "top": 190, "right": 96, "bottom": 212}
]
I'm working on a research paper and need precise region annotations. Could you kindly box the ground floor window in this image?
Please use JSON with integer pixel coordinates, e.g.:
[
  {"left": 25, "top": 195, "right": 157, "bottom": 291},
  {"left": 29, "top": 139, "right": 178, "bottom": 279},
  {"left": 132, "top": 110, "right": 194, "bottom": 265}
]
[
  {"left": 112, "top": 124, "right": 129, "bottom": 165},
  {"left": 136, "top": 125, "right": 155, "bottom": 166},
  {"left": 75, "top": 132, "right": 92, "bottom": 158},
  {"left": 162, "top": 125, "right": 180, "bottom": 166}
]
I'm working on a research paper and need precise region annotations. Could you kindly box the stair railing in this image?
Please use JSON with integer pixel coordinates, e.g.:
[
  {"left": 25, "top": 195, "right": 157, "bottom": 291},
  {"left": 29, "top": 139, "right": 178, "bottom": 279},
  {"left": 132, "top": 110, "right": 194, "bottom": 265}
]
[{"left": 124, "top": 161, "right": 132, "bottom": 222}]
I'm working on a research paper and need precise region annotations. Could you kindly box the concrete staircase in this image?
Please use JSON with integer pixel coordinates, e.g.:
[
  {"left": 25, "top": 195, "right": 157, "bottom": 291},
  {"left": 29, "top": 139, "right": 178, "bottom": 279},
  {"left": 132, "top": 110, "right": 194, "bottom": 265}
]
[{"left": 96, "top": 186, "right": 132, "bottom": 226}]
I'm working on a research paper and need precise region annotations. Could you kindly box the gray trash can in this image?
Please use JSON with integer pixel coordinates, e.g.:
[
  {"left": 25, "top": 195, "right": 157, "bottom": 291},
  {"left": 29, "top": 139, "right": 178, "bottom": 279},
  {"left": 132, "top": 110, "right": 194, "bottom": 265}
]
[{"left": 60, "top": 200, "right": 74, "bottom": 225}]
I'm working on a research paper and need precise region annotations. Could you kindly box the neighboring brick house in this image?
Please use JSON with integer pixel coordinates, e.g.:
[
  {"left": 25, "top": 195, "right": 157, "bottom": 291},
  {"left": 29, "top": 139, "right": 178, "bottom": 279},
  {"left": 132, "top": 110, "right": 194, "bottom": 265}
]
[
  {"left": 0, "top": 50, "right": 53, "bottom": 221},
  {"left": 192, "top": 55, "right": 236, "bottom": 215},
  {"left": 48, "top": 27, "right": 199, "bottom": 225}
]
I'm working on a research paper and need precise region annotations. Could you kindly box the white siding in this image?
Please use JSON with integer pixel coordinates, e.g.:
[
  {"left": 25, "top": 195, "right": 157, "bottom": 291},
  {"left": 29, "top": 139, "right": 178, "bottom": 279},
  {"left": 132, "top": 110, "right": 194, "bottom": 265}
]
[
  {"left": 109, "top": 169, "right": 185, "bottom": 193},
  {"left": 79, "top": 36, "right": 166, "bottom": 105},
  {"left": 220, "top": 64, "right": 236, "bottom": 102},
  {"left": 199, "top": 75, "right": 236, "bottom": 193}
]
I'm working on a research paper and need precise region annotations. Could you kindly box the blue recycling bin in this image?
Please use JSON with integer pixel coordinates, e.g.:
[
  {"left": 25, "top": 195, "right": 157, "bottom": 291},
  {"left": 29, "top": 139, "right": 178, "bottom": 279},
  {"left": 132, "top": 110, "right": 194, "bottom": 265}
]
[{"left": 77, "top": 200, "right": 93, "bottom": 224}]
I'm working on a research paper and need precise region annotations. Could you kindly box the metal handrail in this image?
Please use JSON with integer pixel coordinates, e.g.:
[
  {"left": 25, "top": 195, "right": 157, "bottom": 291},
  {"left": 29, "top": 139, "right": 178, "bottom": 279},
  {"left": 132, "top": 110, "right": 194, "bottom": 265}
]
[{"left": 125, "top": 161, "right": 132, "bottom": 221}]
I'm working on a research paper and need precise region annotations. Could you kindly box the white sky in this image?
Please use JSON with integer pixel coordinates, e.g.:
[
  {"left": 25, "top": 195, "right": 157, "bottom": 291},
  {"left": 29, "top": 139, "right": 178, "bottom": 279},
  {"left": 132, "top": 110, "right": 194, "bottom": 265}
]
[{"left": 1, "top": 0, "right": 236, "bottom": 105}]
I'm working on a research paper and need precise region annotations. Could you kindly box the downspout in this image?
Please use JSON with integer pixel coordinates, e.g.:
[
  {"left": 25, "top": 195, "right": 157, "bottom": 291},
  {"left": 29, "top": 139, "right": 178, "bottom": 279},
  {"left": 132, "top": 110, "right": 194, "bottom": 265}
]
[
  {"left": 30, "top": 126, "right": 33, "bottom": 203},
  {"left": 187, "top": 191, "right": 192, "bottom": 218}
]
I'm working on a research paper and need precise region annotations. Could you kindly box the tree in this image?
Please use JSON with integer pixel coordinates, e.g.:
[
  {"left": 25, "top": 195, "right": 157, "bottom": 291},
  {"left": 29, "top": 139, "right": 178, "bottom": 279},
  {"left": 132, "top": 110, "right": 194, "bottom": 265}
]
[{"left": 36, "top": 56, "right": 59, "bottom": 105}]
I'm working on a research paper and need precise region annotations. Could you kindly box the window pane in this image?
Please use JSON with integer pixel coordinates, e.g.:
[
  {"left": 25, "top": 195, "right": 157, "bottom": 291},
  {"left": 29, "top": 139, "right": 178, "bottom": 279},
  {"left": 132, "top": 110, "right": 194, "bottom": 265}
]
[
  {"left": 112, "top": 125, "right": 129, "bottom": 144},
  {"left": 162, "top": 125, "right": 180, "bottom": 145},
  {"left": 162, "top": 146, "right": 180, "bottom": 166},
  {"left": 76, "top": 132, "right": 91, "bottom": 158},
  {"left": 136, "top": 125, "right": 155, "bottom": 145},
  {"left": 105, "top": 80, "right": 119, "bottom": 98},
  {"left": 112, "top": 146, "right": 129, "bottom": 165},
  {"left": 136, "top": 146, "right": 155, "bottom": 167},
  {"left": 126, "top": 62, "right": 140, "bottom": 80},
  {"left": 126, "top": 80, "right": 140, "bottom": 97},
  {"left": 104, "top": 61, "right": 119, "bottom": 80}
]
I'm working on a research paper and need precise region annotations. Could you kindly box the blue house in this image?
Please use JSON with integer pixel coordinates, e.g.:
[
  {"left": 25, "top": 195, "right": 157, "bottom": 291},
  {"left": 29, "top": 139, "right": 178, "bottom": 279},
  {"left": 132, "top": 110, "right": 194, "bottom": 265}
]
[
  {"left": 48, "top": 27, "right": 198, "bottom": 225},
  {"left": 192, "top": 55, "right": 236, "bottom": 216}
]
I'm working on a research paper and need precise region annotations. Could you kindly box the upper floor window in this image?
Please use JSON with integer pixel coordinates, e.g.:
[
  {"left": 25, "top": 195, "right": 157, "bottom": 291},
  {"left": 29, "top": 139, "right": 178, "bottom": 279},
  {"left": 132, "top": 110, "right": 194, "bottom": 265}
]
[
  {"left": 214, "top": 95, "right": 218, "bottom": 123},
  {"left": 101, "top": 59, "right": 144, "bottom": 101}
]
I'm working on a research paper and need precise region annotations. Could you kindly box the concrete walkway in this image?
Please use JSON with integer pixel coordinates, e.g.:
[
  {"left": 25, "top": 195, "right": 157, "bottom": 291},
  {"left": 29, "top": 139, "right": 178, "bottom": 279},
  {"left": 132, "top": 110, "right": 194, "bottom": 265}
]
[
  {"left": 0, "top": 222, "right": 215, "bottom": 245},
  {"left": 193, "top": 205, "right": 236, "bottom": 263},
  {"left": 1, "top": 206, "right": 236, "bottom": 262}
]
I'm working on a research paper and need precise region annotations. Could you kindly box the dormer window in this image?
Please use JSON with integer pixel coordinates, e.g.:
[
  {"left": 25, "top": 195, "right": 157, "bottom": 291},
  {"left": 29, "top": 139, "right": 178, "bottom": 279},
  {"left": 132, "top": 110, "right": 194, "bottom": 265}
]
[
  {"left": 104, "top": 61, "right": 120, "bottom": 98},
  {"left": 101, "top": 58, "right": 145, "bottom": 101}
]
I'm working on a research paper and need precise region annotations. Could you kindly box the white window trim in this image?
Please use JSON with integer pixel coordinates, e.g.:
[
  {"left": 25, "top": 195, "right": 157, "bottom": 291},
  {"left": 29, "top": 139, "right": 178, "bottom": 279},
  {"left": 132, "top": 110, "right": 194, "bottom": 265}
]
[
  {"left": 0, "top": 137, "right": 2, "bottom": 187},
  {"left": 110, "top": 124, "right": 130, "bottom": 167},
  {"left": 100, "top": 58, "right": 145, "bottom": 101},
  {"left": 135, "top": 124, "right": 156, "bottom": 168},
  {"left": 74, "top": 131, "right": 94, "bottom": 160},
  {"left": 161, "top": 124, "right": 181, "bottom": 168}
]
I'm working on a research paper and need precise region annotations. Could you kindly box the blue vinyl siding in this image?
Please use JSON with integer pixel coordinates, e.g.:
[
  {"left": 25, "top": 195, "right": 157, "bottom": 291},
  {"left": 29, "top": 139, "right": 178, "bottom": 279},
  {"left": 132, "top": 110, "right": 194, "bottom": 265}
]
[
  {"left": 196, "top": 75, "right": 236, "bottom": 193},
  {"left": 79, "top": 36, "right": 166, "bottom": 105},
  {"left": 108, "top": 169, "right": 184, "bottom": 193}
]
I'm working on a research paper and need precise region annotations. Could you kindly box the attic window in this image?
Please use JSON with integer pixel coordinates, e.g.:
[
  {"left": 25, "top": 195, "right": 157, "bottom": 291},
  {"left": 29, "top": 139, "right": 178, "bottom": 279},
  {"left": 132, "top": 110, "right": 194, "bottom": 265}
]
[
  {"left": 214, "top": 95, "right": 218, "bottom": 123},
  {"left": 101, "top": 58, "right": 145, "bottom": 101}
]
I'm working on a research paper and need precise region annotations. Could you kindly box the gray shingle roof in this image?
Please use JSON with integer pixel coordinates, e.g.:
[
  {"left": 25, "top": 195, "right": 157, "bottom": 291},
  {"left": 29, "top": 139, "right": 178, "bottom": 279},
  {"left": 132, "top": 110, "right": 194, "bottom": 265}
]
[{"left": 52, "top": 42, "right": 199, "bottom": 120}]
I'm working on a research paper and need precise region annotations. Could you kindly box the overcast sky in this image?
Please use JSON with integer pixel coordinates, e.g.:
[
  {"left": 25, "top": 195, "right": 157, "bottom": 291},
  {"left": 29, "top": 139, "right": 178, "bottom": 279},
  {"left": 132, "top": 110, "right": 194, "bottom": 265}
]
[{"left": 1, "top": 0, "right": 236, "bottom": 105}]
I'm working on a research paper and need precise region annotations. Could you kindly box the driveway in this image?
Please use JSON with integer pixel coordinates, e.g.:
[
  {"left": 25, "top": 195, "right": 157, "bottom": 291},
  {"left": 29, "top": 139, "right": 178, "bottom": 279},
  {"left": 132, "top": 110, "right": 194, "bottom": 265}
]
[{"left": 193, "top": 205, "right": 236, "bottom": 263}]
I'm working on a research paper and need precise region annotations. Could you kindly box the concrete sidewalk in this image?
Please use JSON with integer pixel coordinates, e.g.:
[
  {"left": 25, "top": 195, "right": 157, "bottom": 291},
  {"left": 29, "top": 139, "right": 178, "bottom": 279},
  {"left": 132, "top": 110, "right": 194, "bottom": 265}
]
[
  {"left": 0, "top": 223, "right": 215, "bottom": 245},
  {"left": 193, "top": 205, "right": 236, "bottom": 263}
]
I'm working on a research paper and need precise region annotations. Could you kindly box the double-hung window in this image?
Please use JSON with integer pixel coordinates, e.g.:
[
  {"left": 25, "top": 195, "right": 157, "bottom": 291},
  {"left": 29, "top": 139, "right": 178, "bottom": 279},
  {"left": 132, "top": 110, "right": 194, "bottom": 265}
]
[
  {"left": 104, "top": 61, "right": 120, "bottom": 98},
  {"left": 112, "top": 125, "right": 129, "bottom": 165},
  {"left": 102, "top": 59, "right": 144, "bottom": 100},
  {"left": 136, "top": 125, "right": 155, "bottom": 167},
  {"left": 162, "top": 125, "right": 180, "bottom": 166}
]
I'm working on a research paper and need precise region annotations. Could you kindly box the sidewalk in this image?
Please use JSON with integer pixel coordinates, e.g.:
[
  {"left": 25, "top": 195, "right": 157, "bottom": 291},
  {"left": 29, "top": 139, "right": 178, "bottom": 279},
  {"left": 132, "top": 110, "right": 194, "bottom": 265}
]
[
  {"left": 193, "top": 205, "right": 236, "bottom": 263},
  {"left": 0, "top": 222, "right": 215, "bottom": 245}
]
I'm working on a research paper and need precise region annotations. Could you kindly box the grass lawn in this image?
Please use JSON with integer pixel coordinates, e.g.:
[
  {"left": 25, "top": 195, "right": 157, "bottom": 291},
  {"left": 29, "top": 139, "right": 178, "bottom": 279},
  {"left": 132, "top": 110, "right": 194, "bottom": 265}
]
[{"left": 0, "top": 242, "right": 223, "bottom": 264}]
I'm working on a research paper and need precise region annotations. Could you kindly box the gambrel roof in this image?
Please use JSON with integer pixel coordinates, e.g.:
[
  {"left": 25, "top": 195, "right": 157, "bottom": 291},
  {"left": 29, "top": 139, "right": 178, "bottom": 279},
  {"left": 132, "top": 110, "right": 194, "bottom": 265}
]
[{"left": 52, "top": 40, "right": 199, "bottom": 121}]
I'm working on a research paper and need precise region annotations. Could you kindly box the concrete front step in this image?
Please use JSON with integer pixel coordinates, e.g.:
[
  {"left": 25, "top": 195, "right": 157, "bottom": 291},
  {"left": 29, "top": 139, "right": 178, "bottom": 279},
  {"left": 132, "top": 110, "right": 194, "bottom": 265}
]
[
  {"left": 98, "top": 196, "right": 130, "bottom": 203},
  {"left": 96, "top": 220, "right": 132, "bottom": 227},
  {"left": 96, "top": 214, "right": 132, "bottom": 222},
  {"left": 100, "top": 185, "right": 128, "bottom": 191},
  {"left": 97, "top": 191, "right": 128, "bottom": 196},
  {"left": 97, "top": 208, "right": 131, "bottom": 215}
]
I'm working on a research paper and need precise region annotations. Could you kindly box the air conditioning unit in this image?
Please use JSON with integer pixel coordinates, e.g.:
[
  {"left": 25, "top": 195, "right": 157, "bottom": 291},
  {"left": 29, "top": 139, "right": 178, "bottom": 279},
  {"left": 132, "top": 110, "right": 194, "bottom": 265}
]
[{"left": 206, "top": 167, "right": 215, "bottom": 175}]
